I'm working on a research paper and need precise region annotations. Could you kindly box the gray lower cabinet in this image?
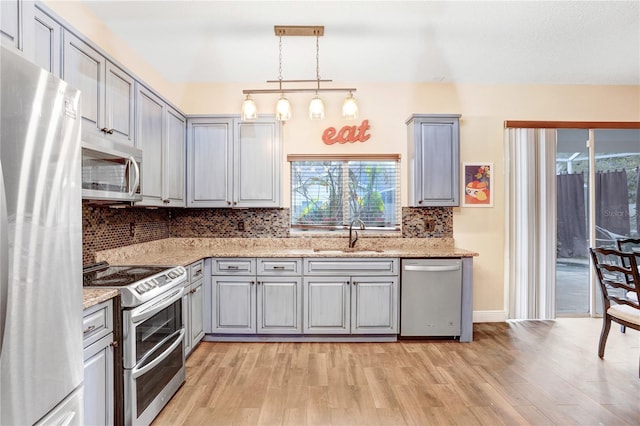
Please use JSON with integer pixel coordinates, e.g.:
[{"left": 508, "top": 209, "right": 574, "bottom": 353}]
[
  {"left": 63, "top": 31, "right": 135, "bottom": 146},
  {"left": 209, "top": 258, "right": 303, "bottom": 334},
  {"left": 303, "top": 258, "right": 399, "bottom": 335},
  {"left": 303, "top": 275, "right": 399, "bottom": 334},
  {"left": 407, "top": 114, "right": 461, "bottom": 206},
  {"left": 82, "top": 299, "right": 115, "bottom": 426},
  {"left": 186, "top": 116, "right": 282, "bottom": 208},
  {"left": 183, "top": 260, "right": 205, "bottom": 357},
  {"left": 136, "top": 83, "right": 186, "bottom": 207}
]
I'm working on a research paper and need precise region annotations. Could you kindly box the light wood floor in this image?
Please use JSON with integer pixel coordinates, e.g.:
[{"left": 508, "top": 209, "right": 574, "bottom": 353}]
[{"left": 153, "top": 319, "right": 639, "bottom": 425}]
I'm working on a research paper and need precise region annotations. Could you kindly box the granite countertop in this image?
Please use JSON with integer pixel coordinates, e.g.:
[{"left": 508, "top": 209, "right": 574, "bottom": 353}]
[
  {"left": 83, "top": 288, "right": 119, "bottom": 310},
  {"left": 95, "top": 237, "right": 478, "bottom": 268}
]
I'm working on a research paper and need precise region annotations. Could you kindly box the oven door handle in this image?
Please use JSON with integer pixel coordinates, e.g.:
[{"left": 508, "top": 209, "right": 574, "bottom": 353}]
[
  {"left": 131, "top": 328, "right": 184, "bottom": 380},
  {"left": 130, "top": 287, "right": 184, "bottom": 324}
]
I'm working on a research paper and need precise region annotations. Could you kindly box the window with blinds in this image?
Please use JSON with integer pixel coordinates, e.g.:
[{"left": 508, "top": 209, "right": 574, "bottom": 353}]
[{"left": 289, "top": 154, "right": 401, "bottom": 230}]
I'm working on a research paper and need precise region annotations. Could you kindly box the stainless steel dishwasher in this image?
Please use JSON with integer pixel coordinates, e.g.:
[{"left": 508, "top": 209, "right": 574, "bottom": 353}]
[{"left": 400, "top": 259, "right": 462, "bottom": 338}]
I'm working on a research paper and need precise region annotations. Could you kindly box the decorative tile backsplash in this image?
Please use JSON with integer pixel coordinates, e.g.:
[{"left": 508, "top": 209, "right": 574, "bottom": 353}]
[
  {"left": 82, "top": 205, "right": 452, "bottom": 264},
  {"left": 82, "top": 204, "right": 171, "bottom": 265},
  {"left": 170, "top": 208, "right": 290, "bottom": 238}
]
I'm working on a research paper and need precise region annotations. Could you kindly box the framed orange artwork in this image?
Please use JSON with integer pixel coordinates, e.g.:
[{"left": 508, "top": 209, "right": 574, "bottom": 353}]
[{"left": 462, "top": 163, "right": 493, "bottom": 207}]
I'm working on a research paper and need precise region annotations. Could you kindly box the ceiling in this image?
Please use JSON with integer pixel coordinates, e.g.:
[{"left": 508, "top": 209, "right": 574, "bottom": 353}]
[{"left": 80, "top": 0, "right": 640, "bottom": 86}]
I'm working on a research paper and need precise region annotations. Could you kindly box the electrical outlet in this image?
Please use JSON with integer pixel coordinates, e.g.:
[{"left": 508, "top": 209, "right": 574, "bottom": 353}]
[
  {"left": 237, "top": 221, "right": 245, "bottom": 231},
  {"left": 425, "top": 219, "right": 435, "bottom": 232}
]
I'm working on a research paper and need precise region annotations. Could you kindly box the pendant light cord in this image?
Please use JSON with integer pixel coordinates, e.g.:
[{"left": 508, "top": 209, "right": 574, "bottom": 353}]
[
  {"left": 316, "top": 35, "right": 321, "bottom": 92},
  {"left": 278, "top": 35, "right": 283, "bottom": 91}
]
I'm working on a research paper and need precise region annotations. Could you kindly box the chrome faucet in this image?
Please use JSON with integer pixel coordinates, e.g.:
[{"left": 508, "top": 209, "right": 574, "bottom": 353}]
[{"left": 348, "top": 218, "right": 366, "bottom": 248}]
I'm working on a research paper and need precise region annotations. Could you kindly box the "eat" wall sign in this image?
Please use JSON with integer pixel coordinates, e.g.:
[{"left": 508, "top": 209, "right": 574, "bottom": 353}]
[{"left": 322, "top": 120, "right": 371, "bottom": 145}]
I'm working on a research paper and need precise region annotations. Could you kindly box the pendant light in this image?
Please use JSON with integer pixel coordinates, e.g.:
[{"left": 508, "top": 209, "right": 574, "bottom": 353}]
[
  {"left": 342, "top": 91, "right": 358, "bottom": 120},
  {"left": 276, "top": 95, "right": 292, "bottom": 121},
  {"left": 241, "top": 26, "right": 358, "bottom": 121},
  {"left": 241, "top": 95, "right": 257, "bottom": 120}
]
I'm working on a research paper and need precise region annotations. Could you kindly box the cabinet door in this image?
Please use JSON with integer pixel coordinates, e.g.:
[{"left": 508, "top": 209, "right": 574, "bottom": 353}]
[
  {"left": 105, "top": 61, "right": 135, "bottom": 145},
  {"left": 408, "top": 115, "right": 460, "bottom": 206},
  {"left": 190, "top": 279, "right": 204, "bottom": 345},
  {"left": 135, "top": 84, "right": 165, "bottom": 206},
  {"left": 33, "top": 6, "right": 61, "bottom": 76},
  {"left": 165, "top": 106, "right": 186, "bottom": 206},
  {"left": 234, "top": 118, "right": 281, "bottom": 208},
  {"left": 351, "top": 276, "right": 398, "bottom": 334},
  {"left": 187, "top": 118, "right": 233, "bottom": 207},
  {"left": 83, "top": 334, "right": 114, "bottom": 426},
  {"left": 1, "top": 0, "right": 20, "bottom": 49},
  {"left": 257, "top": 276, "right": 302, "bottom": 334},
  {"left": 182, "top": 288, "right": 192, "bottom": 357},
  {"left": 303, "top": 277, "right": 350, "bottom": 334},
  {"left": 63, "top": 31, "right": 105, "bottom": 142},
  {"left": 212, "top": 276, "right": 256, "bottom": 333}
]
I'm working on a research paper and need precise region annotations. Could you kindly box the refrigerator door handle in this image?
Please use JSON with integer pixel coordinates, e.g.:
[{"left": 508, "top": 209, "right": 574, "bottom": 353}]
[
  {"left": 128, "top": 155, "right": 140, "bottom": 197},
  {"left": 0, "top": 162, "right": 8, "bottom": 353}
]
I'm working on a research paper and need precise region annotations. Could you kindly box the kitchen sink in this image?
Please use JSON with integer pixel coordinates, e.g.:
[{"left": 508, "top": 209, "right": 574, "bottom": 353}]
[{"left": 312, "top": 248, "right": 384, "bottom": 254}]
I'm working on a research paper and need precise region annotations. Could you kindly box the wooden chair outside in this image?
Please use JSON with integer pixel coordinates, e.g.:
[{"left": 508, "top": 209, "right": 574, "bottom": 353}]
[
  {"left": 589, "top": 247, "right": 640, "bottom": 377},
  {"left": 615, "top": 238, "right": 640, "bottom": 333}
]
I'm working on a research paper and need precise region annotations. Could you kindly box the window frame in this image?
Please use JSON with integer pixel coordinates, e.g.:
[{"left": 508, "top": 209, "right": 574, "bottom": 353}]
[{"left": 288, "top": 154, "right": 401, "bottom": 232}]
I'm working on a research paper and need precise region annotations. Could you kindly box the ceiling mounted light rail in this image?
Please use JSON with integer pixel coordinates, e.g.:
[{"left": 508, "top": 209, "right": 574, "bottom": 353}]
[{"left": 241, "top": 25, "right": 358, "bottom": 122}]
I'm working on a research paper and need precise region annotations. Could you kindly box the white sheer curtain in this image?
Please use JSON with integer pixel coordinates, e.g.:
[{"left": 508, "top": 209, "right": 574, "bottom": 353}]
[{"left": 505, "top": 128, "right": 557, "bottom": 319}]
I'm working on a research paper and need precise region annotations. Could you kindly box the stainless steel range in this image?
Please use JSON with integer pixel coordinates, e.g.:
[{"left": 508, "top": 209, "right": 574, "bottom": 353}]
[{"left": 83, "top": 262, "right": 187, "bottom": 426}]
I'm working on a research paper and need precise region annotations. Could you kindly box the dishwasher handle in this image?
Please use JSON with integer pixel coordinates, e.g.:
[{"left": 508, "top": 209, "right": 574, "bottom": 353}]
[{"left": 404, "top": 264, "right": 460, "bottom": 272}]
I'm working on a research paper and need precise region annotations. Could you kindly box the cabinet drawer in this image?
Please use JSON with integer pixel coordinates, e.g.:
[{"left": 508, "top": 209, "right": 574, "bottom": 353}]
[
  {"left": 83, "top": 300, "right": 114, "bottom": 348},
  {"left": 190, "top": 260, "right": 204, "bottom": 282},
  {"left": 304, "top": 258, "right": 398, "bottom": 276},
  {"left": 213, "top": 258, "right": 255, "bottom": 275},
  {"left": 257, "top": 258, "right": 302, "bottom": 275}
]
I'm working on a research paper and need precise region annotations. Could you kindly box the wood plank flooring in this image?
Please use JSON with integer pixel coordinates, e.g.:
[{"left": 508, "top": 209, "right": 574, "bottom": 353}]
[{"left": 152, "top": 319, "right": 639, "bottom": 425}]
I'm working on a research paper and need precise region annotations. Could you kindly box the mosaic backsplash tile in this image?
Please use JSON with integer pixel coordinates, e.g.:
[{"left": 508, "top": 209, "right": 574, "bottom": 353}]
[
  {"left": 170, "top": 208, "right": 290, "bottom": 238},
  {"left": 83, "top": 205, "right": 452, "bottom": 264},
  {"left": 402, "top": 207, "right": 453, "bottom": 238},
  {"left": 82, "top": 204, "right": 170, "bottom": 265}
]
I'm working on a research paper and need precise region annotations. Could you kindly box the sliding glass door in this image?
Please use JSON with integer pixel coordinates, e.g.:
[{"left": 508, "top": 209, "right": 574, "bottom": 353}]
[{"left": 555, "top": 129, "right": 640, "bottom": 316}]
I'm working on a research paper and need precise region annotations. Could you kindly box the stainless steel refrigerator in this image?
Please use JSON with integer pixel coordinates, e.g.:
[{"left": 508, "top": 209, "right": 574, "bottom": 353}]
[{"left": 1, "top": 46, "right": 84, "bottom": 424}]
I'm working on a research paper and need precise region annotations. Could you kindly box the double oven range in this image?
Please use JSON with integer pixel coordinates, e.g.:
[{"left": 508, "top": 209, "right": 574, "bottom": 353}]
[{"left": 83, "top": 262, "right": 187, "bottom": 426}]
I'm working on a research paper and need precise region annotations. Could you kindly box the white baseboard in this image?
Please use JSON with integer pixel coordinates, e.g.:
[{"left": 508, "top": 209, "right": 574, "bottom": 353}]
[{"left": 473, "top": 310, "right": 507, "bottom": 323}]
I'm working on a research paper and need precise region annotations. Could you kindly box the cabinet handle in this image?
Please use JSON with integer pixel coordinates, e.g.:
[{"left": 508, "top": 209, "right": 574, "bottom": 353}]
[
  {"left": 100, "top": 127, "right": 114, "bottom": 135},
  {"left": 418, "top": 200, "right": 423, "bottom": 205},
  {"left": 251, "top": 281, "right": 255, "bottom": 285},
  {"left": 353, "top": 281, "right": 358, "bottom": 286},
  {"left": 273, "top": 266, "right": 285, "bottom": 270},
  {"left": 110, "top": 341, "right": 119, "bottom": 348},
  {"left": 233, "top": 202, "right": 237, "bottom": 206},
  {"left": 107, "top": 128, "right": 114, "bottom": 134},
  {"left": 163, "top": 199, "right": 170, "bottom": 204},
  {"left": 227, "top": 201, "right": 232, "bottom": 206},
  {"left": 83, "top": 325, "right": 96, "bottom": 334},
  {"left": 226, "top": 266, "right": 239, "bottom": 270}
]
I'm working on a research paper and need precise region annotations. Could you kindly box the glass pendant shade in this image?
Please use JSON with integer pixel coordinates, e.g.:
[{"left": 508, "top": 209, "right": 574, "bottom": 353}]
[
  {"left": 342, "top": 92, "right": 358, "bottom": 120},
  {"left": 308, "top": 95, "right": 325, "bottom": 120},
  {"left": 241, "top": 95, "right": 257, "bottom": 120},
  {"left": 275, "top": 95, "right": 292, "bottom": 121}
]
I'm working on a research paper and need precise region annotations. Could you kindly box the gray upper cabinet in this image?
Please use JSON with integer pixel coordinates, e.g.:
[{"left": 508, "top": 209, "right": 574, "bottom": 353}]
[
  {"left": 32, "top": 5, "right": 61, "bottom": 76},
  {"left": 1, "top": 0, "right": 33, "bottom": 52},
  {"left": 165, "top": 106, "right": 186, "bottom": 206},
  {"left": 187, "top": 117, "right": 232, "bottom": 207},
  {"left": 63, "top": 31, "right": 135, "bottom": 146},
  {"left": 135, "top": 84, "right": 185, "bottom": 207},
  {"left": 407, "top": 114, "right": 461, "bottom": 206},
  {"left": 187, "top": 116, "right": 282, "bottom": 208}
]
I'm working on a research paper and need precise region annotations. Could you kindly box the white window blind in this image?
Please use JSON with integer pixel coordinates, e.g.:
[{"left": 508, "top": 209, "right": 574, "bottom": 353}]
[{"left": 289, "top": 154, "right": 401, "bottom": 230}]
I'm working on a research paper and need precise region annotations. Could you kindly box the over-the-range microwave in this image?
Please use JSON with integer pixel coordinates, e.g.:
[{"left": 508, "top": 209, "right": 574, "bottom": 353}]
[{"left": 82, "top": 138, "right": 142, "bottom": 203}]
